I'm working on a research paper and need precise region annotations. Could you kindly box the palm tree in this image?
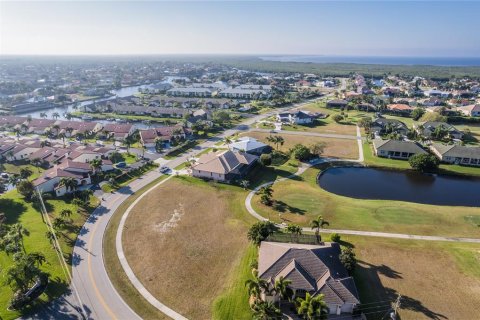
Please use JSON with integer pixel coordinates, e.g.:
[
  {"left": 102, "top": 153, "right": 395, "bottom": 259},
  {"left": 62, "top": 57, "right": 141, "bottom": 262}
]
[
  {"left": 13, "top": 127, "right": 21, "bottom": 137},
  {"left": 310, "top": 215, "right": 329, "bottom": 243},
  {"left": 296, "top": 293, "right": 329, "bottom": 320},
  {"left": 31, "top": 158, "right": 42, "bottom": 173},
  {"left": 273, "top": 276, "right": 293, "bottom": 309},
  {"left": 64, "top": 113, "right": 73, "bottom": 120},
  {"left": 240, "top": 179, "right": 250, "bottom": 190},
  {"left": 8, "top": 174, "right": 19, "bottom": 187},
  {"left": 58, "top": 132, "right": 66, "bottom": 147},
  {"left": 20, "top": 123, "right": 29, "bottom": 134},
  {"left": 286, "top": 223, "right": 302, "bottom": 242},
  {"left": 65, "top": 127, "right": 74, "bottom": 137},
  {"left": 267, "top": 135, "right": 284, "bottom": 151},
  {"left": 89, "top": 158, "right": 103, "bottom": 175},
  {"left": 245, "top": 270, "right": 270, "bottom": 299},
  {"left": 59, "top": 177, "right": 78, "bottom": 193},
  {"left": 52, "top": 124, "right": 61, "bottom": 136},
  {"left": 53, "top": 217, "right": 67, "bottom": 230},
  {"left": 60, "top": 209, "right": 73, "bottom": 219},
  {"left": 251, "top": 300, "right": 282, "bottom": 320},
  {"left": 39, "top": 112, "right": 47, "bottom": 119},
  {"left": 52, "top": 112, "right": 60, "bottom": 120}
]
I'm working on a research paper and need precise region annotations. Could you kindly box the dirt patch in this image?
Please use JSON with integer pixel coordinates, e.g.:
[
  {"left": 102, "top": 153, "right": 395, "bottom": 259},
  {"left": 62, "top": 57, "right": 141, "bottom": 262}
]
[
  {"left": 241, "top": 131, "right": 358, "bottom": 159},
  {"left": 123, "top": 178, "right": 250, "bottom": 319},
  {"left": 353, "top": 237, "right": 480, "bottom": 320}
]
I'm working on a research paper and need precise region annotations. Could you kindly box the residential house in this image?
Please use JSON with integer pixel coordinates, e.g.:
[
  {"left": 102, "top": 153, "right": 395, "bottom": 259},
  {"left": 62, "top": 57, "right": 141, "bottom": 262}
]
[
  {"left": 191, "top": 150, "right": 258, "bottom": 182},
  {"left": 33, "top": 167, "right": 91, "bottom": 197},
  {"left": 27, "top": 119, "right": 56, "bottom": 134},
  {"left": 276, "top": 110, "right": 317, "bottom": 125},
  {"left": 139, "top": 125, "right": 188, "bottom": 147},
  {"left": 373, "top": 139, "right": 427, "bottom": 160},
  {"left": 415, "top": 122, "right": 464, "bottom": 140},
  {"left": 258, "top": 241, "right": 360, "bottom": 315},
  {"left": 430, "top": 143, "right": 480, "bottom": 166},
  {"left": 219, "top": 87, "right": 270, "bottom": 99},
  {"left": 456, "top": 104, "right": 480, "bottom": 117},
  {"left": 326, "top": 100, "right": 348, "bottom": 109},
  {"left": 228, "top": 137, "right": 270, "bottom": 155},
  {"left": 370, "top": 118, "right": 408, "bottom": 137},
  {"left": 102, "top": 123, "right": 135, "bottom": 141},
  {"left": 167, "top": 87, "right": 213, "bottom": 98},
  {"left": 56, "top": 120, "right": 103, "bottom": 137},
  {"left": 386, "top": 104, "right": 414, "bottom": 115}
]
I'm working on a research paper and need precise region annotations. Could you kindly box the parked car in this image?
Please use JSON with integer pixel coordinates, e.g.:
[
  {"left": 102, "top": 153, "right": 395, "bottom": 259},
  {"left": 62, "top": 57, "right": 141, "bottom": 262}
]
[{"left": 115, "top": 161, "right": 127, "bottom": 168}]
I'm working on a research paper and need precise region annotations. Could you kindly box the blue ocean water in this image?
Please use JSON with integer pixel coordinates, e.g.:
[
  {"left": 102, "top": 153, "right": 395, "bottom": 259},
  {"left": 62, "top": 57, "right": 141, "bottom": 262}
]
[{"left": 260, "top": 55, "right": 480, "bottom": 67}]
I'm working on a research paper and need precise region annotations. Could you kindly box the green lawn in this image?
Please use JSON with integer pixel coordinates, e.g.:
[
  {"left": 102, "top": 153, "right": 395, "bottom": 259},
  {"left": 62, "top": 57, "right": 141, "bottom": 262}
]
[
  {"left": 0, "top": 190, "right": 97, "bottom": 320},
  {"left": 123, "top": 153, "right": 137, "bottom": 164},
  {"left": 212, "top": 244, "right": 257, "bottom": 320},
  {"left": 1, "top": 163, "right": 44, "bottom": 180},
  {"left": 252, "top": 165, "right": 480, "bottom": 237}
]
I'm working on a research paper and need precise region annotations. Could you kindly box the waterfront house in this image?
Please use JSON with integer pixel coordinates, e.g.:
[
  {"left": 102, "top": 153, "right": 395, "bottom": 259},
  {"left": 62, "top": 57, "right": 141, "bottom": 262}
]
[
  {"left": 430, "top": 143, "right": 480, "bottom": 166},
  {"left": 373, "top": 139, "right": 427, "bottom": 160}
]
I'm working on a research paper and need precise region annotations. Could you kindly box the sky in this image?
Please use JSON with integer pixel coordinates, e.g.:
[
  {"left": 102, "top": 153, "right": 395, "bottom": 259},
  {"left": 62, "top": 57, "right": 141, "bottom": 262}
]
[{"left": 1, "top": 1, "right": 479, "bottom": 57}]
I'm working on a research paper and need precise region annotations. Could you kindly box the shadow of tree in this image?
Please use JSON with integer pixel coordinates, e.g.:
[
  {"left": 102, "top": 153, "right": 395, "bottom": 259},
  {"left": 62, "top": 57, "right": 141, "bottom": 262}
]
[
  {"left": 354, "top": 260, "right": 447, "bottom": 320},
  {"left": 0, "top": 198, "right": 27, "bottom": 224},
  {"left": 273, "top": 200, "right": 306, "bottom": 215}
]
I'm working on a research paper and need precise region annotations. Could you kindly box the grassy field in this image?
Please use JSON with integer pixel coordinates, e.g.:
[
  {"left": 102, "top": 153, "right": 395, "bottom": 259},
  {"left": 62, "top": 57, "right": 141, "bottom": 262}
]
[
  {"left": 346, "top": 235, "right": 480, "bottom": 319},
  {"left": 0, "top": 190, "right": 97, "bottom": 320},
  {"left": 121, "top": 176, "right": 256, "bottom": 319},
  {"left": 241, "top": 131, "right": 359, "bottom": 159},
  {"left": 252, "top": 165, "right": 480, "bottom": 237},
  {"left": 1, "top": 163, "right": 44, "bottom": 180}
]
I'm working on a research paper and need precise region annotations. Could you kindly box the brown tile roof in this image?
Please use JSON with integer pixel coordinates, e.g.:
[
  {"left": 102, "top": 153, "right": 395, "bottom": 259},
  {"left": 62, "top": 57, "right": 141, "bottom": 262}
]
[{"left": 193, "top": 150, "right": 258, "bottom": 174}]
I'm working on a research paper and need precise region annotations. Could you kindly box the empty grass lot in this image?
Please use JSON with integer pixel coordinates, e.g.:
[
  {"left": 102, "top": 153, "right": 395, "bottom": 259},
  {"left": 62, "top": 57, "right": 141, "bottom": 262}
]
[
  {"left": 251, "top": 166, "right": 480, "bottom": 238},
  {"left": 122, "top": 176, "right": 256, "bottom": 319},
  {"left": 347, "top": 235, "right": 480, "bottom": 319},
  {"left": 240, "top": 131, "right": 359, "bottom": 159}
]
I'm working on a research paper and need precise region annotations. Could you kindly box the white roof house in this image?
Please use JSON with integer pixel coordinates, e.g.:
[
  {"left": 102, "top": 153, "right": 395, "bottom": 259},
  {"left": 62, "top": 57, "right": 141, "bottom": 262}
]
[{"left": 228, "top": 137, "right": 269, "bottom": 154}]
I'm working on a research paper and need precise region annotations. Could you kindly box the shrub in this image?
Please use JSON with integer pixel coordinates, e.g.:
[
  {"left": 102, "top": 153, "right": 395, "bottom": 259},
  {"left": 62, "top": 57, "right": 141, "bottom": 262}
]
[
  {"left": 330, "top": 233, "right": 341, "bottom": 242},
  {"left": 332, "top": 114, "right": 344, "bottom": 123},
  {"left": 260, "top": 153, "right": 272, "bottom": 166},
  {"left": 247, "top": 221, "right": 278, "bottom": 245},
  {"left": 408, "top": 154, "right": 439, "bottom": 173},
  {"left": 290, "top": 144, "right": 312, "bottom": 161},
  {"left": 17, "top": 180, "right": 34, "bottom": 200},
  {"left": 339, "top": 247, "right": 357, "bottom": 275}
]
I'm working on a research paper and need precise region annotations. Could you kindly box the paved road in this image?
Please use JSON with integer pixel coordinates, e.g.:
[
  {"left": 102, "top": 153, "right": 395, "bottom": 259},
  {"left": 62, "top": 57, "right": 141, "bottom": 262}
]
[{"left": 25, "top": 97, "right": 324, "bottom": 320}]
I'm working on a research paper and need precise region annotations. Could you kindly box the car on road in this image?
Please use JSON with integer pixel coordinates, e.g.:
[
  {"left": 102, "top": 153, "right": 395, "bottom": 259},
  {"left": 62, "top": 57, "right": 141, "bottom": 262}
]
[{"left": 159, "top": 166, "right": 170, "bottom": 174}]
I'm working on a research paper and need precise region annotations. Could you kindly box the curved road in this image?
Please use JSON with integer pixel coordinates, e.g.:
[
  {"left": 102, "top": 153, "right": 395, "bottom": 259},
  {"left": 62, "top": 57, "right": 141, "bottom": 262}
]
[{"left": 25, "top": 97, "right": 325, "bottom": 320}]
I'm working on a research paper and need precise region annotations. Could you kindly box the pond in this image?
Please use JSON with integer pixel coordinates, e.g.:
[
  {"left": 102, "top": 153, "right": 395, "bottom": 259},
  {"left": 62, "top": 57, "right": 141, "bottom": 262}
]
[{"left": 317, "top": 167, "right": 480, "bottom": 207}]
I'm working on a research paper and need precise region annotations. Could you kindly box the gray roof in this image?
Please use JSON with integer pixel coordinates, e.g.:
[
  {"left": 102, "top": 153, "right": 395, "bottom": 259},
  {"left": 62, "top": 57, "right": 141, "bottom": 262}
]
[
  {"left": 432, "top": 143, "right": 480, "bottom": 158},
  {"left": 373, "top": 139, "right": 427, "bottom": 154},
  {"left": 258, "top": 242, "right": 359, "bottom": 306}
]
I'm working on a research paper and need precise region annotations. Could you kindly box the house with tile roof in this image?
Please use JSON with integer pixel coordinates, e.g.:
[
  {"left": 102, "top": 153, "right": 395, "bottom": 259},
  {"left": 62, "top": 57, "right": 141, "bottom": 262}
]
[
  {"left": 191, "top": 150, "right": 258, "bottom": 182},
  {"left": 258, "top": 242, "right": 360, "bottom": 316},
  {"left": 430, "top": 143, "right": 480, "bottom": 166},
  {"left": 456, "top": 104, "right": 480, "bottom": 117},
  {"left": 415, "top": 121, "right": 464, "bottom": 140}
]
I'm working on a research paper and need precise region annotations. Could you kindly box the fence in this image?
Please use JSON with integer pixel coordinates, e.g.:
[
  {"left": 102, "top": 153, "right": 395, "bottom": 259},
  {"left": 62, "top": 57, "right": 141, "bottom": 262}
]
[{"left": 266, "top": 233, "right": 323, "bottom": 245}]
